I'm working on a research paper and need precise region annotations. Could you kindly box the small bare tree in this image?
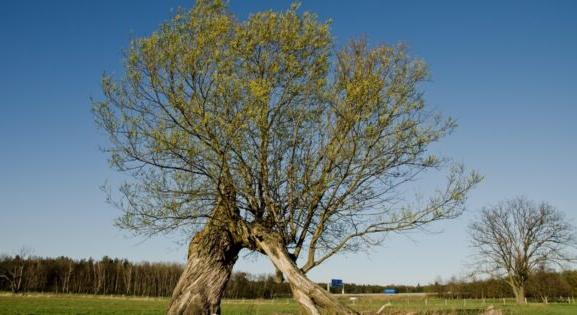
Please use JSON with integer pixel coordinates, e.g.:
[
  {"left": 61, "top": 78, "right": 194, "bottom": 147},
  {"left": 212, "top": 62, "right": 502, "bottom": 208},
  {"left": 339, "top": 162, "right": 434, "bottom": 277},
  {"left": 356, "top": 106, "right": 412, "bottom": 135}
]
[{"left": 469, "top": 197, "right": 576, "bottom": 304}]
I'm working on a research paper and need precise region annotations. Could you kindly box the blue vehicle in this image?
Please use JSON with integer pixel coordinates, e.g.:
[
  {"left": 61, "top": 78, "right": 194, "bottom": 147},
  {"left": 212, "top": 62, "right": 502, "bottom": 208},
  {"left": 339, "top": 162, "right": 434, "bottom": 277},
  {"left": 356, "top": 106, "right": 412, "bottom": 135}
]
[{"left": 384, "top": 288, "right": 397, "bottom": 295}]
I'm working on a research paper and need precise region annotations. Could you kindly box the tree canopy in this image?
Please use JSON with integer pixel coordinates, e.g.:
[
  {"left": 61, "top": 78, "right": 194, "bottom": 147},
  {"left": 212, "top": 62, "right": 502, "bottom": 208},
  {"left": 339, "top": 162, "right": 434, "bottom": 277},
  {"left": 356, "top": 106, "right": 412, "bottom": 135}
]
[{"left": 95, "top": 0, "right": 479, "bottom": 265}]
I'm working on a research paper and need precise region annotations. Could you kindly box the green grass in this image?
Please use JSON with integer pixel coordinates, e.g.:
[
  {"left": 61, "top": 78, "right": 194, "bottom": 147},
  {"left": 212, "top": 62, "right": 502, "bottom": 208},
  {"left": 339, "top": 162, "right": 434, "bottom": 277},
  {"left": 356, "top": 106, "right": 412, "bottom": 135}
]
[
  {"left": 0, "top": 293, "right": 576, "bottom": 314},
  {"left": 0, "top": 294, "right": 166, "bottom": 315}
]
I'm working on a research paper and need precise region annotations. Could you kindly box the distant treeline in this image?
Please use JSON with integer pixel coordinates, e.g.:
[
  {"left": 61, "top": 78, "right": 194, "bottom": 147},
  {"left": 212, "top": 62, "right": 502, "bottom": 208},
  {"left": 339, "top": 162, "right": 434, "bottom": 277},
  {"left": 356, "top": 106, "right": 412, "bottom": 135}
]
[
  {"left": 0, "top": 255, "right": 292, "bottom": 298},
  {"left": 1, "top": 255, "right": 576, "bottom": 300},
  {"left": 0, "top": 255, "right": 181, "bottom": 297},
  {"left": 427, "top": 270, "right": 577, "bottom": 301}
]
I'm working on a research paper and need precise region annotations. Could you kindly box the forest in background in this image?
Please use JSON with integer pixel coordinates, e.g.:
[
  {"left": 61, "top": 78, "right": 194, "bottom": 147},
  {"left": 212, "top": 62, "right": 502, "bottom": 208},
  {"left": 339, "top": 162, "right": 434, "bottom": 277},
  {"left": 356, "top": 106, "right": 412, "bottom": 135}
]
[{"left": 1, "top": 254, "right": 576, "bottom": 301}]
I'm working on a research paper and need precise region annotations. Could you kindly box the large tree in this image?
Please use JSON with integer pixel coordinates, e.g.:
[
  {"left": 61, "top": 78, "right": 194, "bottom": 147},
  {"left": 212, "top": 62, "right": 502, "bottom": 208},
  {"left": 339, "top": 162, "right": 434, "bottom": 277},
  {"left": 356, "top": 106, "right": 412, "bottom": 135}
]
[
  {"left": 469, "top": 197, "right": 576, "bottom": 304},
  {"left": 94, "top": 1, "right": 480, "bottom": 313}
]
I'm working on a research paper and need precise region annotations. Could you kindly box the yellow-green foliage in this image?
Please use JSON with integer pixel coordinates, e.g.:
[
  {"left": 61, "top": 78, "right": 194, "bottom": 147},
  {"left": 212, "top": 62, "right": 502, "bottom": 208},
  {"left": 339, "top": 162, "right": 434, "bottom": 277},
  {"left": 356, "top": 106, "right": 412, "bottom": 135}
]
[{"left": 93, "top": 0, "right": 480, "bottom": 251}]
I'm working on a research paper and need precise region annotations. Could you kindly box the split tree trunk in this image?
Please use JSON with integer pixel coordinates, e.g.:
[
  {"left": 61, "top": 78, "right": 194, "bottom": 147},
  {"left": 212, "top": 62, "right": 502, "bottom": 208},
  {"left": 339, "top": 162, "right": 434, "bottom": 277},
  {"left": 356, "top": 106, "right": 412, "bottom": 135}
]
[
  {"left": 167, "top": 218, "right": 241, "bottom": 315},
  {"left": 252, "top": 225, "right": 358, "bottom": 315}
]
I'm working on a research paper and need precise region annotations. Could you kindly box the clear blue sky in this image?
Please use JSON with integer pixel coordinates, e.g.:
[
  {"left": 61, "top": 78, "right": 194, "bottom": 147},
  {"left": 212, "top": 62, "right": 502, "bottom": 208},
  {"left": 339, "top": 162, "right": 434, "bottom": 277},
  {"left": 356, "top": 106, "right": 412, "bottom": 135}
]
[{"left": 1, "top": 0, "right": 576, "bottom": 286}]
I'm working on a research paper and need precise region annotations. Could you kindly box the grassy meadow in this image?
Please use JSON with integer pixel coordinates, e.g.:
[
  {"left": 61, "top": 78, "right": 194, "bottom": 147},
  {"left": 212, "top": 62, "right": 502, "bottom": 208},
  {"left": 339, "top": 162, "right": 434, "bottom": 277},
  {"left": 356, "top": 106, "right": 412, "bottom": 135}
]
[{"left": 1, "top": 293, "right": 577, "bottom": 314}]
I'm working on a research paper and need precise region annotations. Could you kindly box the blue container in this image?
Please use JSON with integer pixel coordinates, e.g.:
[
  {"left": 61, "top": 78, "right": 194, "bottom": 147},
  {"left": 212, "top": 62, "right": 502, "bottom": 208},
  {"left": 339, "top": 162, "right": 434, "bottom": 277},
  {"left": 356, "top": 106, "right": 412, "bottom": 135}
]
[{"left": 384, "top": 288, "right": 397, "bottom": 295}]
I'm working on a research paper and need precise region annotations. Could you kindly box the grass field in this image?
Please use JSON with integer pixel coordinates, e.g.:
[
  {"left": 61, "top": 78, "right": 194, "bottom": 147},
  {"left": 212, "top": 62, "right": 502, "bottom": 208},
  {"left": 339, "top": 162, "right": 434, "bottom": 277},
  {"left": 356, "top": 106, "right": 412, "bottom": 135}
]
[{"left": 1, "top": 293, "right": 577, "bottom": 314}]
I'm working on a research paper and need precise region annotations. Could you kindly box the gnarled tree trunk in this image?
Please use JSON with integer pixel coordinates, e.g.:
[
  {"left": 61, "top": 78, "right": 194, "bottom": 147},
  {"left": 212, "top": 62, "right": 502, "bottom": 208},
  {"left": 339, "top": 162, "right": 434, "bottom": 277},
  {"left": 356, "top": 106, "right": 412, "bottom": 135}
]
[
  {"left": 252, "top": 225, "right": 358, "bottom": 315},
  {"left": 167, "top": 217, "right": 241, "bottom": 315}
]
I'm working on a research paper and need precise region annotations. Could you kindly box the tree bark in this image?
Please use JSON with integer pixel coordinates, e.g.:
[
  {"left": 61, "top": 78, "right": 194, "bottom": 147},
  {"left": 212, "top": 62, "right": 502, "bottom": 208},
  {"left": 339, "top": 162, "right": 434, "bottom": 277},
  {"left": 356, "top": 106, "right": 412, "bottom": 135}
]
[
  {"left": 167, "top": 219, "right": 241, "bottom": 315},
  {"left": 512, "top": 285, "right": 526, "bottom": 304},
  {"left": 252, "top": 225, "right": 358, "bottom": 315}
]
